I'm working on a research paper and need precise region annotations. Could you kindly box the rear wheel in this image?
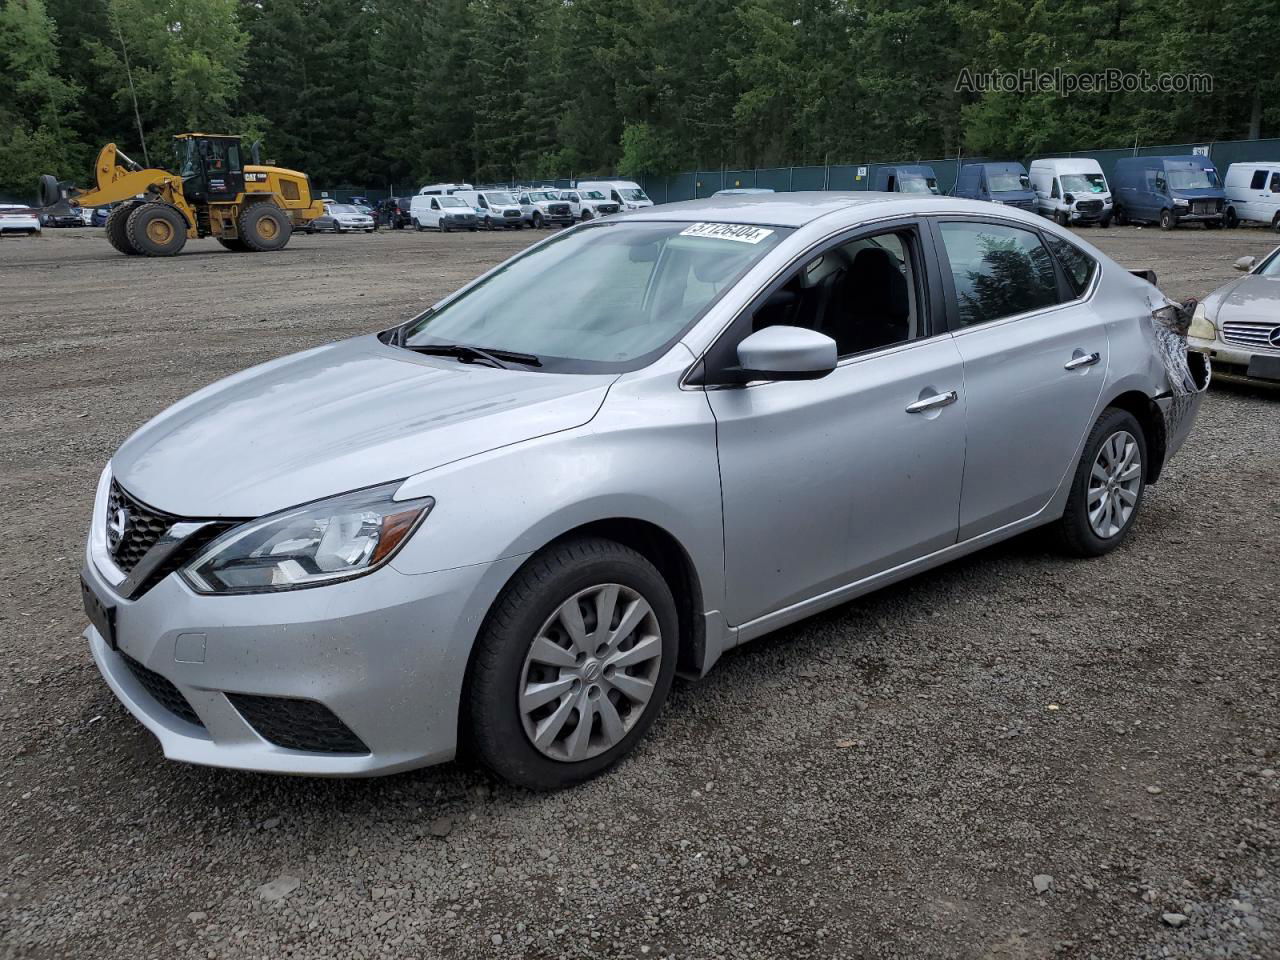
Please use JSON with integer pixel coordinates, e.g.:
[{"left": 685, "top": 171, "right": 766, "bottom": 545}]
[
  {"left": 1273, "top": 213, "right": 1280, "bottom": 234},
  {"left": 466, "top": 538, "right": 678, "bottom": 790},
  {"left": 1159, "top": 208, "right": 1175, "bottom": 230},
  {"left": 104, "top": 201, "right": 143, "bottom": 255},
  {"left": 1053, "top": 408, "right": 1147, "bottom": 557},
  {"left": 125, "top": 204, "right": 187, "bottom": 257},
  {"left": 238, "top": 204, "right": 291, "bottom": 251}
]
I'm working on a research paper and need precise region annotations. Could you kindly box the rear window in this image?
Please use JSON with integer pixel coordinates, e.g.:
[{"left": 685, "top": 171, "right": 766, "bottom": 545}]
[{"left": 1043, "top": 234, "right": 1098, "bottom": 297}]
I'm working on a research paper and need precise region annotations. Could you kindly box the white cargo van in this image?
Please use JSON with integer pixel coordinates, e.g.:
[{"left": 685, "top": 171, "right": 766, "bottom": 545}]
[
  {"left": 409, "top": 194, "right": 479, "bottom": 232},
  {"left": 575, "top": 180, "right": 653, "bottom": 211},
  {"left": 1223, "top": 162, "right": 1280, "bottom": 230},
  {"left": 453, "top": 189, "right": 525, "bottom": 230},
  {"left": 1028, "top": 158, "right": 1113, "bottom": 227}
]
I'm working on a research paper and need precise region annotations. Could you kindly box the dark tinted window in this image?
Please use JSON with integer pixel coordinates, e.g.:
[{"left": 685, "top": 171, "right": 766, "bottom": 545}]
[
  {"left": 939, "top": 221, "right": 1061, "bottom": 327},
  {"left": 1251, "top": 170, "right": 1269, "bottom": 190},
  {"left": 1043, "top": 234, "right": 1097, "bottom": 297}
]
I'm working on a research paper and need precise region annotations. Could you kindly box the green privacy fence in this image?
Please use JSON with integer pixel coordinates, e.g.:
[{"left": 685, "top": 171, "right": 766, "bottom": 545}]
[{"left": 639, "top": 137, "right": 1280, "bottom": 202}]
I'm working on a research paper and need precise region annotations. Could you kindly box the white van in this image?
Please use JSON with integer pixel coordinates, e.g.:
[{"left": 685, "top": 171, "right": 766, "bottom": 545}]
[
  {"left": 453, "top": 189, "right": 525, "bottom": 230},
  {"left": 418, "top": 183, "right": 473, "bottom": 196},
  {"left": 409, "top": 194, "right": 479, "bottom": 232},
  {"left": 575, "top": 179, "right": 653, "bottom": 211},
  {"left": 1224, "top": 162, "right": 1280, "bottom": 230},
  {"left": 1028, "top": 158, "right": 1113, "bottom": 227}
]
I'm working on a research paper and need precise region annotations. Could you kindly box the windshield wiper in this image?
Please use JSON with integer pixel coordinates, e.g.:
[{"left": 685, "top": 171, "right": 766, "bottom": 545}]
[{"left": 403, "top": 342, "right": 541, "bottom": 369}]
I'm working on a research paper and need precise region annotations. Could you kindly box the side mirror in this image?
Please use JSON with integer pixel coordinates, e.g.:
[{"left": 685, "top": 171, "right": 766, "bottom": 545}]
[
  {"left": 730, "top": 326, "right": 837, "bottom": 382},
  {"left": 1063, "top": 192, "right": 1075, "bottom": 205},
  {"left": 1234, "top": 256, "right": 1256, "bottom": 272}
]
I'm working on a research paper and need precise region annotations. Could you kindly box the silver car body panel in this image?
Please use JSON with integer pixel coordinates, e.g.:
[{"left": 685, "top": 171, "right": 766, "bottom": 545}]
[{"left": 87, "top": 192, "right": 1206, "bottom": 774}]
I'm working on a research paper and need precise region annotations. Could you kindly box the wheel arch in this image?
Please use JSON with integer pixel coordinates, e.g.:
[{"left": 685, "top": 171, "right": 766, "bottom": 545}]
[{"left": 1104, "top": 389, "right": 1167, "bottom": 483}]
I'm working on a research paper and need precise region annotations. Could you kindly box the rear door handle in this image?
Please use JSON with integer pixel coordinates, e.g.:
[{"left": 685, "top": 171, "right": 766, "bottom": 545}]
[
  {"left": 1064, "top": 351, "right": 1101, "bottom": 370},
  {"left": 905, "top": 390, "right": 958, "bottom": 414}
]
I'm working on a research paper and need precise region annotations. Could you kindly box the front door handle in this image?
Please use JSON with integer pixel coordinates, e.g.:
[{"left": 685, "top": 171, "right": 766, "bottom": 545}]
[
  {"left": 1064, "top": 351, "right": 1101, "bottom": 370},
  {"left": 905, "top": 390, "right": 958, "bottom": 414}
]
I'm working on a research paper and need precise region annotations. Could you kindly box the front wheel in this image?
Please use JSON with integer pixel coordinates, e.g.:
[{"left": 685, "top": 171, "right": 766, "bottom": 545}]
[
  {"left": 532, "top": 211, "right": 544, "bottom": 229},
  {"left": 1099, "top": 215, "right": 1112, "bottom": 229},
  {"left": 126, "top": 203, "right": 187, "bottom": 257},
  {"left": 1053, "top": 408, "right": 1147, "bottom": 557},
  {"left": 466, "top": 538, "right": 678, "bottom": 790},
  {"left": 1114, "top": 206, "right": 1128, "bottom": 226},
  {"left": 1159, "top": 208, "right": 1175, "bottom": 230},
  {"left": 580, "top": 209, "right": 594, "bottom": 221},
  {"left": 1224, "top": 207, "right": 1239, "bottom": 229}
]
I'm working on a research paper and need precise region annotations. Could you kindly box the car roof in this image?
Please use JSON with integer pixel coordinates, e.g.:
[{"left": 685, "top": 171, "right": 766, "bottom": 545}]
[{"left": 620, "top": 192, "right": 914, "bottom": 227}]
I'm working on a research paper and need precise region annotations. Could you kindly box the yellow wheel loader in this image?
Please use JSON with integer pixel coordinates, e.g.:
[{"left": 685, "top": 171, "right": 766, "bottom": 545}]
[{"left": 38, "top": 134, "right": 324, "bottom": 256}]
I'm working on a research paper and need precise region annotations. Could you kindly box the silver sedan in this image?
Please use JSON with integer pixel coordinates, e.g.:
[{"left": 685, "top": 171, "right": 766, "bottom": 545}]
[
  {"left": 80, "top": 194, "right": 1209, "bottom": 789},
  {"left": 1189, "top": 245, "right": 1280, "bottom": 385}
]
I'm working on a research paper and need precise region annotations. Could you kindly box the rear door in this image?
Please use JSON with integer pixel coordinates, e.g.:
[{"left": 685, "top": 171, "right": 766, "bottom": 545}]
[
  {"left": 932, "top": 218, "right": 1109, "bottom": 540},
  {"left": 703, "top": 219, "right": 967, "bottom": 626}
]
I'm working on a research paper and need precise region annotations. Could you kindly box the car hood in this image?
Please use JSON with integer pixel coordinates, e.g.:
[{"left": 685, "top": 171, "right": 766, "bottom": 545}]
[
  {"left": 1207, "top": 274, "right": 1280, "bottom": 323},
  {"left": 111, "top": 335, "right": 615, "bottom": 517}
]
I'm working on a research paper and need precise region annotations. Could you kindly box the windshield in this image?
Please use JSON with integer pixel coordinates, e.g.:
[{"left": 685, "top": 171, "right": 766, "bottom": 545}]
[
  {"left": 1168, "top": 168, "right": 1220, "bottom": 190},
  {"left": 583, "top": 190, "right": 606, "bottom": 200},
  {"left": 439, "top": 196, "right": 468, "bottom": 207},
  {"left": 1062, "top": 173, "right": 1107, "bottom": 194},
  {"left": 528, "top": 192, "right": 551, "bottom": 201},
  {"left": 620, "top": 188, "right": 648, "bottom": 201},
  {"left": 483, "top": 191, "right": 516, "bottom": 206},
  {"left": 402, "top": 220, "right": 791, "bottom": 373},
  {"left": 988, "top": 173, "right": 1031, "bottom": 193},
  {"left": 899, "top": 176, "right": 939, "bottom": 195},
  {"left": 1256, "top": 247, "right": 1280, "bottom": 277}
]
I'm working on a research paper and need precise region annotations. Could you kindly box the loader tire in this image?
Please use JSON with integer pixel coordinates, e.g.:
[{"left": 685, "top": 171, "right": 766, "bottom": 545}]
[
  {"left": 105, "top": 201, "right": 143, "bottom": 255},
  {"left": 238, "top": 203, "right": 291, "bottom": 252},
  {"left": 217, "top": 237, "right": 249, "bottom": 252},
  {"left": 126, "top": 203, "right": 187, "bottom": 257}
]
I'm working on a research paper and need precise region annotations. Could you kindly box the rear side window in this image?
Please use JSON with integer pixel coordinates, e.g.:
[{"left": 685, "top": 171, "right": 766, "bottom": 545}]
[
  {"left": 1043, "top": 234, "right": 1097, "bottom": 297},
  {"left": 938, "top": 221, "right": 1060, "bottom": 327}
]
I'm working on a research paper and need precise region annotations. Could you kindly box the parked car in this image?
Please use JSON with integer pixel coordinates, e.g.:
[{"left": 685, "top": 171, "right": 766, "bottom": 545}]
[
  {"left": 1188, "top": 244, "right": 1280, "bottom": 384},
  {"left": 80, "top": 193, "right": 1208, "bottom": 789},
  {"left": 558, "top": 188, "right": 621, "bottom": 220},
  {"left": 711, "top": 187, "right": 775, "bottom": 197},
  {"left": 380, "top": 197, "right": 413, "bottom": 229},
  {"left": 409, "top": 193, "right": 479, "bottom": 232},
  {"left": 1029, "top": 158, "right": 1113, "bottom": 227},
  {"left": 952, "top": 162, "right": 1036, "bottom": 210},
  {"left": 91, "top": 206, "right": 112, "bottom": 227},
  {"left": 1223, "top": 162, "right": 1280, "bottom": 231},
  {"left": 41, "top": 208, "right": 84, "bottom": 228},
  {"left": 517, "top": 189, "right": 575, "bottom": 228},
  {"left": 576, "top": 180, "right": 654, "bottom": 211},
  {"left": 306, "top": 203, "right": 374, "bottom": 233},
  {"left": 0, "top": 204, "right": 42, "bottom": 235},
  {"left": 454, "top": 189, "right": 524, "bottom": 229},
  {"left": 1112, "top": 155, "right": 1225, "bottom": 230},
  {"left": 871, "top": 165, "right": 940, "bottom": 195}
]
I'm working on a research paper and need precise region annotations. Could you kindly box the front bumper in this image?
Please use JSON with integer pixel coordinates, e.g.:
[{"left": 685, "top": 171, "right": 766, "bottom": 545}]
[
  {"left": 82, "top": 536, "right": 524, "bottom": 776},
  {"left": 1189, "top": 336, "right": 1280, "bottom": 386}
]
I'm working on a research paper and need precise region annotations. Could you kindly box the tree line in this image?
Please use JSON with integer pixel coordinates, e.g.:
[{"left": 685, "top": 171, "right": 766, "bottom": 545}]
[{"left": 1, "top": 0, "right": 1275, "bottom": 200}]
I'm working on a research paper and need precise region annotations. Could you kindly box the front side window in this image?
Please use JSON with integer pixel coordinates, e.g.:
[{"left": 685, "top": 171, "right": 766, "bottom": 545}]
[
  {"left": 583, "top": 191, "right": 606, "bottom": 200},
  {"left": 401, "top": 221, "right": 791, "bottom": 372},
  {"left": 1051, "top": 179, "right": 1061, "bottom": 199},
  {"left": 1043, "top": 234, "right": 1097, "bottom": 297},
  {"left": 938, "top": 221, "right": 1061, "bottom": 327}
]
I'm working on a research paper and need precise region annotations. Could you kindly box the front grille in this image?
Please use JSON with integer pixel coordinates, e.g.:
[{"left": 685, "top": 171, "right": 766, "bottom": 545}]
[
  {"left": 549, "top": 204, "right": 569, "bottom": 215},
  {"left": 599, "top": 204, "right": 620, "bottom": 214},
  {"left": 1192, "top": 200, "right": 1221, "bottom": 215},
  {"left": 107, "top": 481, "right": 178, "bottom": 573},
  {"left": 228, "top": 694, "right": 370, "bottom": 754},
  {"left": 121, "top": 653, "right": 204, "bottom": 727},
  {"left": 1222, "top": 321, "right": 1280, "bottom": 351},
  {"left": 1077, "top": 200, "right": 1103, "bottom": 214},
  {"left": 502, "top": 210, "right": 519, "bottom": 218}
]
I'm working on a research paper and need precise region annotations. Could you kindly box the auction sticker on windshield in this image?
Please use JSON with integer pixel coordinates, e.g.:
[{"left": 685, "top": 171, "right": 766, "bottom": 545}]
[{"left": 679, "top": 222, "right": 775, "bottom": 244}]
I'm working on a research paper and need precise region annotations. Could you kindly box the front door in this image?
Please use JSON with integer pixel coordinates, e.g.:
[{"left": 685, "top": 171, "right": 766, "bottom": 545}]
[
  {"left": 933, "top": 218, "right": 1110, "bottom": 539},
  {"left": 703, "top": 221, "right": 967, "bottom": 627}
]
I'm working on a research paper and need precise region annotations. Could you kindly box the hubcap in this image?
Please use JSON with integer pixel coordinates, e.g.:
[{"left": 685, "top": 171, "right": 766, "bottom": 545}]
[
  {"left": 518, "top": 583, "right": 662, "bottom": 762},
  {"left": 146, "top": 219, "right": 173, "bottom": 243},
  {"left": 1088, "top": 430, "right": 1142, "bottom": 538},
  {"left": 259, "top": 217, "right": 278, "bottom": 239}
]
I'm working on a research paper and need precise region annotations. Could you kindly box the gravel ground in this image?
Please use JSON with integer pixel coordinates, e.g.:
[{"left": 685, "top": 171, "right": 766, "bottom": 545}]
[{"left": 1, "top": 224, "right": 1278, "bottom": 960}]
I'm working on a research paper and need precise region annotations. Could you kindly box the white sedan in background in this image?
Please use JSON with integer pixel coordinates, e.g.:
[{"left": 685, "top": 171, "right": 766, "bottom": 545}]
[
  {"left": 1189, "top": 245, "right": 1280, "bottom": 385},
  {"left": 0, "top": 204, "right": 42, "bottom": 235}
]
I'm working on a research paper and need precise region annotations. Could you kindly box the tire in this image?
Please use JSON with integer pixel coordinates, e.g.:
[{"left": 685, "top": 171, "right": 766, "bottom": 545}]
[
  {"left": 1114, "top": 206, "right": 1128, "bottom": 226},
  {"left": 580, "top": 209, "right": 594, "bottom": 221},
  {"left": 1272, "top": 214, "right": 1280, "bottom": 234},
  {"left": 1099, "top": 216, "right": 1112, "bottom": 228},
  {"left": 1224, "top": 207, "right": 1239, "bottom": 229},
  {"left": 415, "top": 219, "right": 424, "bottom": 232},
  {"left": 532, "top": 211, "right": 544, "bottom": 229},
  {"left": 439, "top": 220, "right": 449, "bottom": 233},
  {"left": 469, "top": 226, "right": 477, "bottom": 232},
  {"left": 125, "top": 203, "right": 187, "bottom": 257},
  {"left": 217, "top": 237, "right": 249, "bottom": 252},
  {"left": 104, "top": 201, "right": 143, "bottom": 255},
  {"left": 466, "top": 537, "right": 679, "bottom": 790},
  {"left": 238, "top": 203, "right": 291, "bottom": 251},
  {"left": 1159, "top": 208, "right": 1175, "bottom": 230},
  {"left": 1052, "top": 408, "right": 1147, "bottom": 558},
  {"left": 1056, "top": 210, "right": 1069, "bottom": 227}
]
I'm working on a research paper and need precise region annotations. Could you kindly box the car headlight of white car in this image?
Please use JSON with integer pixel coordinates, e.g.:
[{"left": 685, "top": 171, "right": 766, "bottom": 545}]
[
  {"left": 1188, "top": 301, "right": 1216, "bottom": 340},
  {"left": 182, "top": 483, "right": 434, "bottom": 594}
]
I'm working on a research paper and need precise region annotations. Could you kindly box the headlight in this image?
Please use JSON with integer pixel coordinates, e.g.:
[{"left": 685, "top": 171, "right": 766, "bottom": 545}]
[
  {"left": 182, "top": 483, "right": 433, "bottom": 594},
  {"left": 991, "top": 199, "right": 1005, "bottom": 205},
  {"left": 1173, "top": 198, "right": 1190, "bottom": 207},
  {"left": 1188, "top": 301, "right": 1216, "bottom": 340}
]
